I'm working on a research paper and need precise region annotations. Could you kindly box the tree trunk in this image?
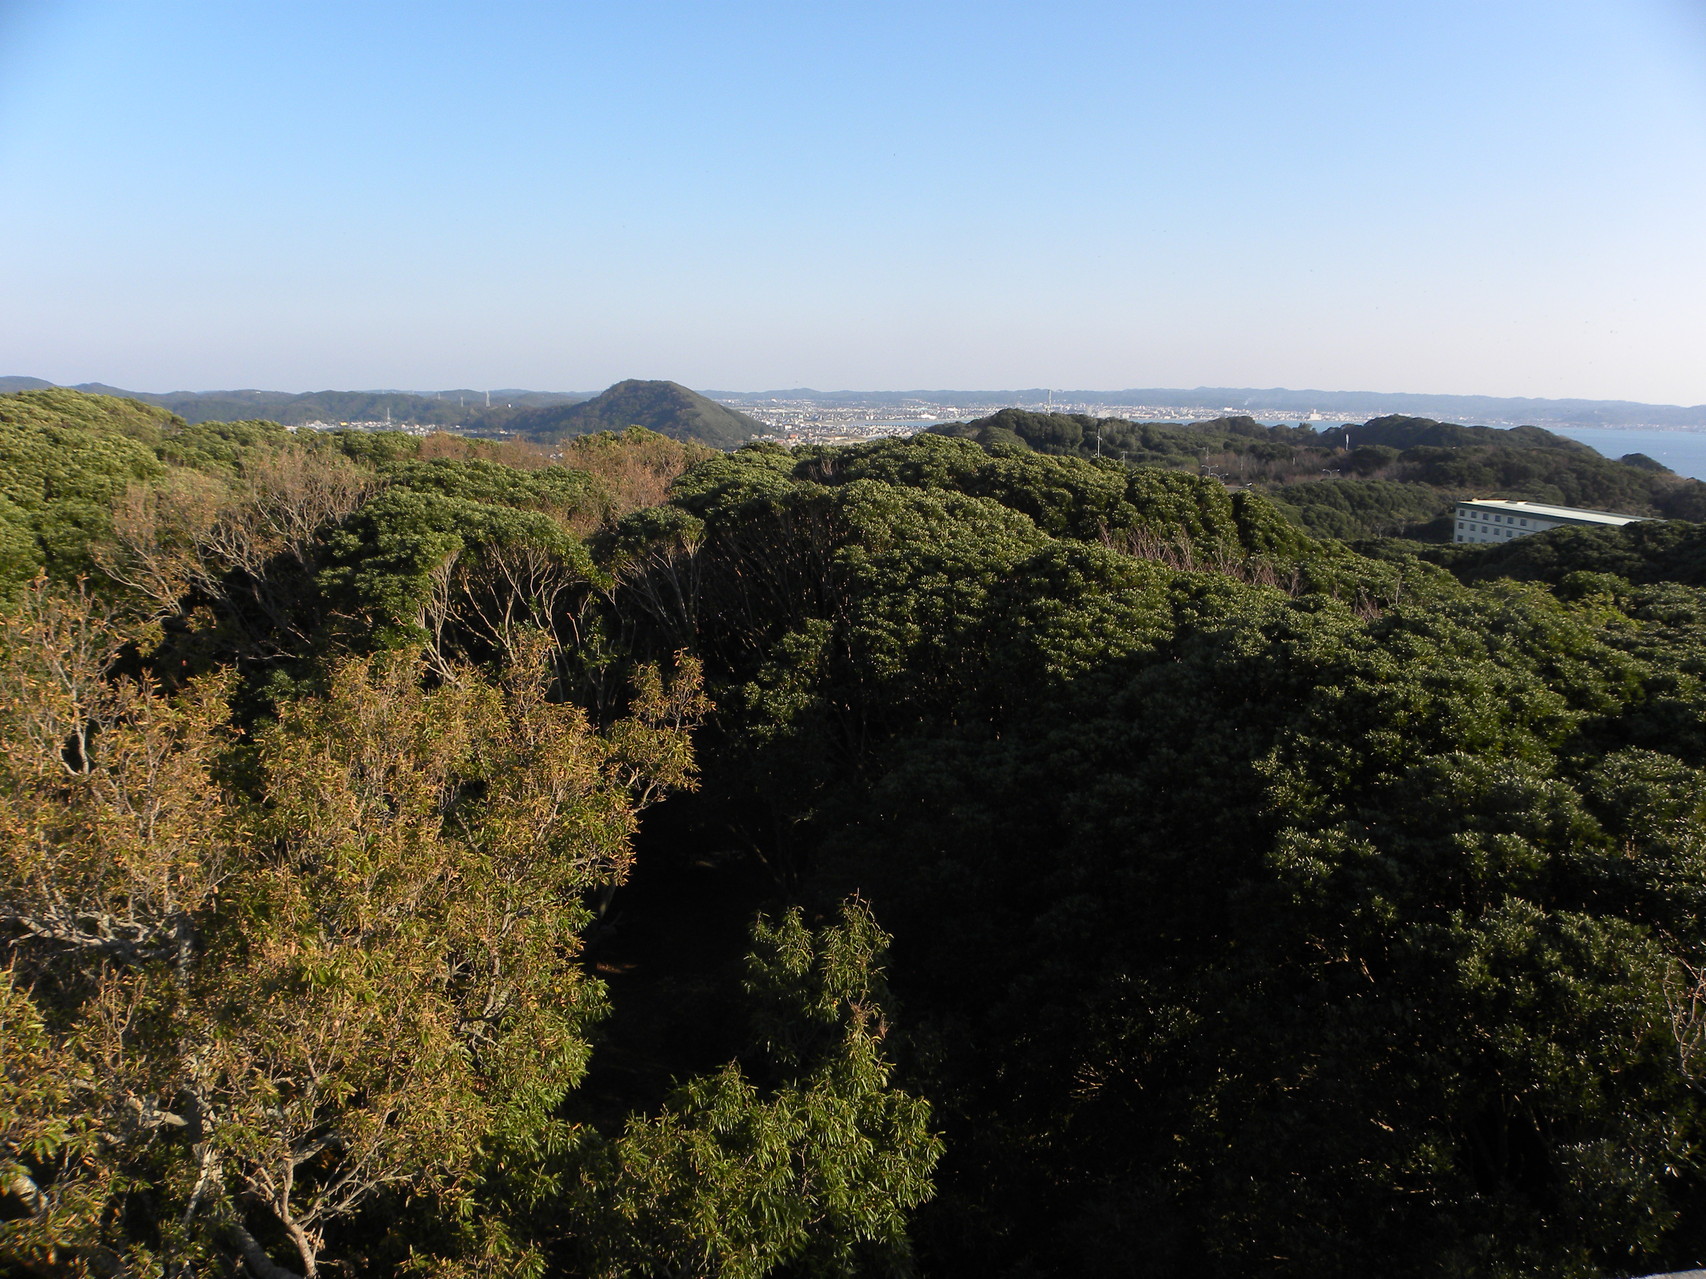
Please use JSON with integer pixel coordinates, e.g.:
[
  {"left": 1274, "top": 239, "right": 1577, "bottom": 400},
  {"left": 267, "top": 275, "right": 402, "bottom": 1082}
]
[{"left": 228, "top": 1224, "right": 306, "bottom": 1279}]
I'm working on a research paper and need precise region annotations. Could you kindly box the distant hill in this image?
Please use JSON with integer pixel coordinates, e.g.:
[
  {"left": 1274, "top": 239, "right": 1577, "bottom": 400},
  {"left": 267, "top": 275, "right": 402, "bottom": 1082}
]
[
  {"left": 1, "top": 377, "right": 754, "bottom": 443},
  {"left": 490, "top": 380, "right": 763, "bottom": 449},
  {"left": 0, "top": 381, "right": 586, "bottom": 426},
  {"left": 1317, "top": 415, "right": 1596, "bottom": 453},
  {"left": 149, "top": 387, "right": 588, "bottom": 427},
  {"left": 135, "top": 388, "right": 474, "bottom": 427},
  {"left": 931, "top": 408, "right": 1706, "bottom": 539}
]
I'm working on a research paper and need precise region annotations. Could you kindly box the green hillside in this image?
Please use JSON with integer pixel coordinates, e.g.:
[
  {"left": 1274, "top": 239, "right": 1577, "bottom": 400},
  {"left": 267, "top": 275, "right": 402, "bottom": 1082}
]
[
  {"left": 142, "top": 387, "right": 584, "bottom": 426},
  {"left": 933, "top": 408, "right": 1706, "bottom": 538},
  {"left": 495, "top": 378, "right": 763, "bottom": 448},
  {"left": 0, "top": 381, "right": 586, "bottom": 427}
]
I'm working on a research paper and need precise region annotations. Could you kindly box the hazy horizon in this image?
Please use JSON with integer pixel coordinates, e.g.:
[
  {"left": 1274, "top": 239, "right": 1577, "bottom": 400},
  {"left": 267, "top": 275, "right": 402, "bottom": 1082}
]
[
  {"left": 3, "top": 0, "right": 1704, "bottom": 403},
  {"left": 9, "top": 373, "right": 1706, "bottom": 413}
]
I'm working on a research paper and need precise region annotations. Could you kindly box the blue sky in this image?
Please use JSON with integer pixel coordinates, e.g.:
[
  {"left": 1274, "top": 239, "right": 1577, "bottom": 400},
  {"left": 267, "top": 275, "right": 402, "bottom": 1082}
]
[{"left": 2, "top": 0, "right": 1704, "bottom": 401}]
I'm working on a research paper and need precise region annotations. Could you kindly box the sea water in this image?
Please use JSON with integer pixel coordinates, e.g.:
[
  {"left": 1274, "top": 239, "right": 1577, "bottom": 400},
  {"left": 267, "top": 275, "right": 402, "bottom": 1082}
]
[
  {"left": 1260, "top": 420, "right": 1706, "bottom": 484},
  {"left": 1150, "top": 417, "right": 1706, "bottom": 484},
  {"left": 1542, "top": 426, "right": 1706, "bottom": 483}
]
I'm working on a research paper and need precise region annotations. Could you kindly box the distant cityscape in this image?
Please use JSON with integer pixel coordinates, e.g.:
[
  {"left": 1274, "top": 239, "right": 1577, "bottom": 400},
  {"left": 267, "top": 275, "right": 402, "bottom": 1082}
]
[
  {"left": 295, "top": 419, "right": 438, "bottom": 436},
  {"left": 286, "top": 396, "right": 1606, "bottom": 445},
  {"left": 731, "top": 396, "right": 1355, "bottom": 446},
  {"left": 279, "top": 397, "right": 1340, "bottom": 444},
  {"left": 712, "top": 386, "right": 1706, "bottom": 435}
]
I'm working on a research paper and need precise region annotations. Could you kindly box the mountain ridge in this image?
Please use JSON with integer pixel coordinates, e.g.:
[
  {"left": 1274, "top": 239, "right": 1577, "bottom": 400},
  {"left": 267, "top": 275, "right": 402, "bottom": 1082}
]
[{"left": 6, "top": 377, "right": 1703, "bottom": 430}]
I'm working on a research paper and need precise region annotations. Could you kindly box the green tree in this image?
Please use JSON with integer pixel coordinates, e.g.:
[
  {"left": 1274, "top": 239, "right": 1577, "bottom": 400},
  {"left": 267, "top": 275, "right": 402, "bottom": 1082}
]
[
  {"left": 570, "top": 902, "right": 941, "bottom": 1279},
  {"left": 0, "top": 581, "right": 705, "bottom": 1278}
]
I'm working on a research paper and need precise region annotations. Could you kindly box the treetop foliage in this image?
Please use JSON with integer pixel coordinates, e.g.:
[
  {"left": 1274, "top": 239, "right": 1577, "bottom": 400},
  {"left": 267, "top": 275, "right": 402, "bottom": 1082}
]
[{"left": 7, "top": 388, "right": 1706, "bottom": 1277}]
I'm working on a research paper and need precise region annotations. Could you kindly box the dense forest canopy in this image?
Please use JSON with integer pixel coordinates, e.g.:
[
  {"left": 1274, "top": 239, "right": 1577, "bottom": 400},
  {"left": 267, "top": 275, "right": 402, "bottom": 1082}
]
[{"left": 5, "top": 389, "right": 1706, "bottom": 1278}]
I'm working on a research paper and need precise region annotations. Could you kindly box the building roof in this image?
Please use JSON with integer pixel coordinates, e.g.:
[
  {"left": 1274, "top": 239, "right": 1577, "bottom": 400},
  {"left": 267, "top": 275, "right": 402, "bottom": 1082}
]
[{"left": 1455, "top": 498, "right": 1648, "bottom": 527}]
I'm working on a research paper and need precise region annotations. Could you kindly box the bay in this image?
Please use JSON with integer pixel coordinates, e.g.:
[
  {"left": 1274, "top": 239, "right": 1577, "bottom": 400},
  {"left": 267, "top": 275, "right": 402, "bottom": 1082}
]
[{"left": 1536, "top": 425, "right": 1706, "bottom": 482}]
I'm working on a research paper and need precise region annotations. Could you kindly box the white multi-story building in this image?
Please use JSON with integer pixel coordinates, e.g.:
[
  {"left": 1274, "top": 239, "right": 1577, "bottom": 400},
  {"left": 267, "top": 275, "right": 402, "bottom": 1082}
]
[{"left": 1453, "top": 498, "right": 1648, "bottom": 545}]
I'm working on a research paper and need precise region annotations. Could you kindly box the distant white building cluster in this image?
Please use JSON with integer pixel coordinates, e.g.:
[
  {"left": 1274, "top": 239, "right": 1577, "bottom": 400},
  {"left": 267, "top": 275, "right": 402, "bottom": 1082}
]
[
  {"left": 1453, "top": 498, "right": 1646, "bottom": 544},
  {"left": 721, "top": 395, "right": 1345, "bottom": 443},
  {"left": 295, "top": 419, "right": 439, "bottom": 436},
  {"left": 738, "top": 400, "right": 942, "bottom": 445}
]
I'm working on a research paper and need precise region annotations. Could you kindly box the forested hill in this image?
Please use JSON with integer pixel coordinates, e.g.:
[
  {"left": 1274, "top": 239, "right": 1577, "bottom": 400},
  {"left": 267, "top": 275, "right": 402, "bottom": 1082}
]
[
  {"left": 0, "top": 379, "right": 586, "bottom": 427},
  {"left": 1318, "top": 414, "right": 1594, "bottom": 452},
  {"left": 933, "top": 407, "right": 1706, "bottom": 539},
  {"left": 11, "top": 387, "right": 1706, "bottom": 1277},
  {"left": 0, "top": 378, "right": 762, "bottom": 444},
  {"left": 491, "top": 378, "right": 764, "bottom": 448}
]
